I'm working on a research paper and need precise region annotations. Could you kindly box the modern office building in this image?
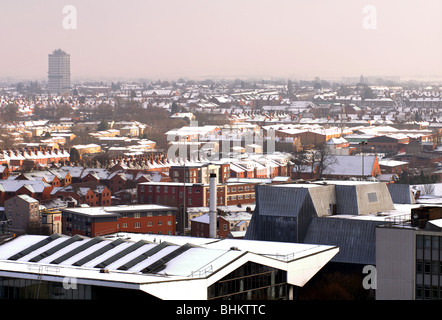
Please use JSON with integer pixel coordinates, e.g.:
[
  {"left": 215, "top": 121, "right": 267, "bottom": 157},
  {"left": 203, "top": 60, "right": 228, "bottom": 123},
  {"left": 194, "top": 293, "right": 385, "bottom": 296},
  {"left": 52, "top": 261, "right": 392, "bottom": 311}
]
[
  {"left": 376, "top": 205, "right": 442, "bottom": 300},
  {"left": 48, "top": 49, "right": 70, "bottom": 94},
  {"left": 0, "top": 232, "right": 338, "bottom": 300}
]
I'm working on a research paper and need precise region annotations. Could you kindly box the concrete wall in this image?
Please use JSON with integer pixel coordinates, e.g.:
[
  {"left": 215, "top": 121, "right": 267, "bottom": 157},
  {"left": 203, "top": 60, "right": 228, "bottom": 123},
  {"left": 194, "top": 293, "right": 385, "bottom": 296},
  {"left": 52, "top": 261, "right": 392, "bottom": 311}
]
[
  {"left": 376, "top": 226, "right": 416, "bottom": 300},
  {"left": 356, "top": 183, "right": 395, "bottom": 215}
]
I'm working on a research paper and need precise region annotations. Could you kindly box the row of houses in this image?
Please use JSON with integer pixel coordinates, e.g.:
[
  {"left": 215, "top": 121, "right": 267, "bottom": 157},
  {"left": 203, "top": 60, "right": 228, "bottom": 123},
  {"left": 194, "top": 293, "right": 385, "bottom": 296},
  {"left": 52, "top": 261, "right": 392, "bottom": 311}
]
[
  {"left": 0, "top": 165, "right": 160, "bottom": 206},
  {"left": 0, "top": 148, "right": 70, "bottom": 167}
]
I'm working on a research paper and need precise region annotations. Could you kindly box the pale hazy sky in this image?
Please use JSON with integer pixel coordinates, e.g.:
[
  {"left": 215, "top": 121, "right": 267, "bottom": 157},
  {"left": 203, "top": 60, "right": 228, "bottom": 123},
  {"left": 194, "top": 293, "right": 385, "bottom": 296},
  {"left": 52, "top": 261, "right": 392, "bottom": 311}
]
[{"left": 0, "top": 0, "right": 441, "bottom": 81}]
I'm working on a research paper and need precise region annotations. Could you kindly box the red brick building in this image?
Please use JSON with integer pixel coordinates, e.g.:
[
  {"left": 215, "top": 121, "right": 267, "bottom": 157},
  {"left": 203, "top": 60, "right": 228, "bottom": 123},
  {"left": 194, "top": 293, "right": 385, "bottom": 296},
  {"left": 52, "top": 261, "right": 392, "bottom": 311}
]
[
  {"left": 190, "top": 210, "right": 252, "bottom": 239},
  {"left": 137, "top": 181, "right": 256, "bottom": 208},
  {"left": 367, "top": 135, "right": 409, "bottom": 153},
  {"left": 0, "top": 165, "right": 10, "bottom": 180},
  {"left": 169, "top": 163, "right": 230, "bottom": 184},
  {"left": 51, "top": 183, "right": 112, "bottom": 207},
  {"left": 1, "top": 148, "right": 70, "bottom": 167},
  {"left": 0, "top": 180, "right": 53, "bottom": 205},
  {"left": 138, "top": 181, "right": 257, "bottom": 234},
  {"left": 62, "top": 204, "right": 177, "bottom": 237}
]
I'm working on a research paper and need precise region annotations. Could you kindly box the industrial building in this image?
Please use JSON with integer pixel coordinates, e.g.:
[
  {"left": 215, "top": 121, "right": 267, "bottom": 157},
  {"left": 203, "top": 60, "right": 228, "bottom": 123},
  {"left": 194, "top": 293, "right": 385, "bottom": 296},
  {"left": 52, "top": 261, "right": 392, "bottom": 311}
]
[
  {"left": 0, "top": 232, "right": 338, "bottom": 300},
  {"left": 245, "top": 181, "right": 417, "bottom": 267}
]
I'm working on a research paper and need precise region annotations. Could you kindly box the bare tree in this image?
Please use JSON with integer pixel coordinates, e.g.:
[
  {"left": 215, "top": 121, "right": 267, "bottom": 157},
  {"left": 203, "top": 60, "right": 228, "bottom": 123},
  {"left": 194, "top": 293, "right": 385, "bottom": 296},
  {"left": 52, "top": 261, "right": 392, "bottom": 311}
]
[
  {"left": 418, "top": 184, "right": 435, "bottom": 196},
  {"left": 312, "top": 143, "right": 336, "bottom": 179},
  {"left": 291, "top": 149, "right": 309, "bottom": 179}
]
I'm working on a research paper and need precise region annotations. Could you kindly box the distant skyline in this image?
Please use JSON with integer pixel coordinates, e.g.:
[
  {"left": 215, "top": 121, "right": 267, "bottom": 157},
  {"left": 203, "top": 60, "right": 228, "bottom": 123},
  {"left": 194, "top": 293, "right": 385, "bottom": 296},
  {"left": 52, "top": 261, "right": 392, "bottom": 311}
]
[{"left": 0, "top": 0, "right": 441, "bottom": 82}]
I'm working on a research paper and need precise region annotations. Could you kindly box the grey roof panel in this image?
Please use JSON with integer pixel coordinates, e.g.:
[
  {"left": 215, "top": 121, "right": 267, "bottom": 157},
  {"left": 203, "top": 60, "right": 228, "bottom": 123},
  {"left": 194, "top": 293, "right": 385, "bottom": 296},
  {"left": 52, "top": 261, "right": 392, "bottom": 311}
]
[
  {"left": 388, "top": 183, "right": 416, "bottom": 204},
  {"left": 72, "top": 238, "right": 124, "bottom": 266},
  {"left": 8, "top": 234, "right": 61, "bottom": 261},
  {"left": 140, "top": 243, "right": 195, "bottom": 274},
  {"left": 303, "top": 217, "right": 384, "bottom": 265},
  {"left": 50, "top": 237, "right": 104, "bottom": 264},
  {"left": 117, "top": 241, "right": 172, "bottom": 271},
  {"left": 255, "top": 185, "right": 308, "bottom": 217},
  {"left": 29, "top": 235, "right": 83, "bottom": 262},
  {"left": 94, "top": 240, "right": 151, "bottom": 269}
]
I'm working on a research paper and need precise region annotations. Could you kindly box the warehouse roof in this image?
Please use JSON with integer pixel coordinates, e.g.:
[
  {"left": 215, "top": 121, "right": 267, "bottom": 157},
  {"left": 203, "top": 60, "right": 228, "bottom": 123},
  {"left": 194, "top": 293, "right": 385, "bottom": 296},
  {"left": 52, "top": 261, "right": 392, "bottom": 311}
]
[{"left": 0, "top": 233, "right": 339, "bottom": 300}]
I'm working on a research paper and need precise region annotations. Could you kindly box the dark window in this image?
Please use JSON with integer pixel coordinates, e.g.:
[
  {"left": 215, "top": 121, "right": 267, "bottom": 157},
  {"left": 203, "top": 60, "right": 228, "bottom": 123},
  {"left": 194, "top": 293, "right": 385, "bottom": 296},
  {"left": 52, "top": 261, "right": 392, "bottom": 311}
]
[{"left": 207, "top": 262, "right": 287, "bottom": 300}]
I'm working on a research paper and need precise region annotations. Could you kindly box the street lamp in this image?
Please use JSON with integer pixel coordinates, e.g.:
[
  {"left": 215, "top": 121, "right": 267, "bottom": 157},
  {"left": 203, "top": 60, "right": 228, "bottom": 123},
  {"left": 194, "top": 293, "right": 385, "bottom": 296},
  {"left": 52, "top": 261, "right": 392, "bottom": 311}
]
[{"left": 182, "top": 135, "right": 188, "bottom": 235}]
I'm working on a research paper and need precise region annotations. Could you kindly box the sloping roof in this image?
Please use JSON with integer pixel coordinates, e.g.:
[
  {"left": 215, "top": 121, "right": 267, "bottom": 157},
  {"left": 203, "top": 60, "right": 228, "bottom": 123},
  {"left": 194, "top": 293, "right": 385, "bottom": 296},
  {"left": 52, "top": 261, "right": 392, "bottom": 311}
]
[
  {"left": 322, "top": 155, "right": 377, "bottom": 177},
  {"left": 0, "top": 180, "right": 51, "bottom": 193},
  {"left": 387, "top": 184, "right": 416, "bottom": 204},
  {"left": 256, "top": 185, "right": 308, "bottom": 218},
  {"left": 12, "top": 194, "right": 39, "bottom": 203},
  {"left": 303, "top": 217, "right": 384, "bottom": 265}
]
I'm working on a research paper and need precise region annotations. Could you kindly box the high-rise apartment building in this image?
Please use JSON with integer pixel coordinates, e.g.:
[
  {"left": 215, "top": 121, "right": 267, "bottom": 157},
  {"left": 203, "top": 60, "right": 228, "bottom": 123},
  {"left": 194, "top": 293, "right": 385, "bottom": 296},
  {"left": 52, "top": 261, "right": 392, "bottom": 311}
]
[{"left": 47, "top": 49, "right": 70, "bottom": 94}]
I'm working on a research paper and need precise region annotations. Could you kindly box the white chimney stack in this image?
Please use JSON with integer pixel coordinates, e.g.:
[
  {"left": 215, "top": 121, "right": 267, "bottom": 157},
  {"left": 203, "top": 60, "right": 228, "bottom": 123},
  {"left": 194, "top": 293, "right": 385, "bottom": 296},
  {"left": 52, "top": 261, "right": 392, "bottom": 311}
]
[{"left": 209, "top": 173, "right": 217, "bottom": 238}]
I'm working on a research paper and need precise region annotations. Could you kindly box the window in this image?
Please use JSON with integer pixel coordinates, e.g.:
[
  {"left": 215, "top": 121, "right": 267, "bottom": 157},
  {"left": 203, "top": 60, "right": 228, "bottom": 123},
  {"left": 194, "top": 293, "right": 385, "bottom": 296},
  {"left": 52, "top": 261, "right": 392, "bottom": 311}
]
[
  {"left": 416, "top": 259, "right": 423, "bottom": 273},
  {"left": 156, "top": 186, "right": 161, "bottom": 193},
  {"left": 168, "top": 221, "right": 172, "bottom": 226},
  {"left": 122, "top": 223, "right": 128, "bottom": 228},
  {"left": 164, "top": 186, "right": 168, "bottom": 193},
  {"left": 148, "top": 186, "right": 152, "bottom": 192},
  {"left": 134, "top": 222, "right": 141, "bottom": 228},
  {"left": 158, "top": 221, "right": 162, "bottom": 226},
  {"left": 367, "top": 192, "right": 378, "bottom": 202},
  {"left": 147, "top": 221, "right": 153, "bottom": 227},
  {"left": 417, "top": 235, "right": 423, "bottom": 249},
  {"left": 134, "top": 212, "right": 141, "bottom": 218},
  {"left": 424, "top": 261, "right": 431, "bottom": 274}
]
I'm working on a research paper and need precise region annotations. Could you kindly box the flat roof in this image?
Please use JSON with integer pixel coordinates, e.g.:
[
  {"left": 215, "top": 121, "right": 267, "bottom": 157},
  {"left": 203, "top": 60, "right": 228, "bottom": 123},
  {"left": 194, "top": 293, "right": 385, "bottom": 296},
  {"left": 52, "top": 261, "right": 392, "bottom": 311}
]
[{"left": 63, "top": 204, "right": 178, "bottom": 216}]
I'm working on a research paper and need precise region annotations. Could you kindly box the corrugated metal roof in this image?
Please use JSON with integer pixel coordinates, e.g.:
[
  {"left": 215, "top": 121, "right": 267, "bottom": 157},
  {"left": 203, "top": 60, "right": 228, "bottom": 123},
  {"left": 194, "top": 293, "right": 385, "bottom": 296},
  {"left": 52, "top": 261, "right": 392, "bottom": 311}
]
[
  {"left": 256, "top": 185, "right": 308, "bottom": 217},
  {"left": 246, "top": 181, "right": 399, "bottom": 265},
  {"left": 303, "top": 217, "right": 384, "bottom": 265},
  {"left": 388, "top": 184, "right": 416, "bottom": 204}
]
